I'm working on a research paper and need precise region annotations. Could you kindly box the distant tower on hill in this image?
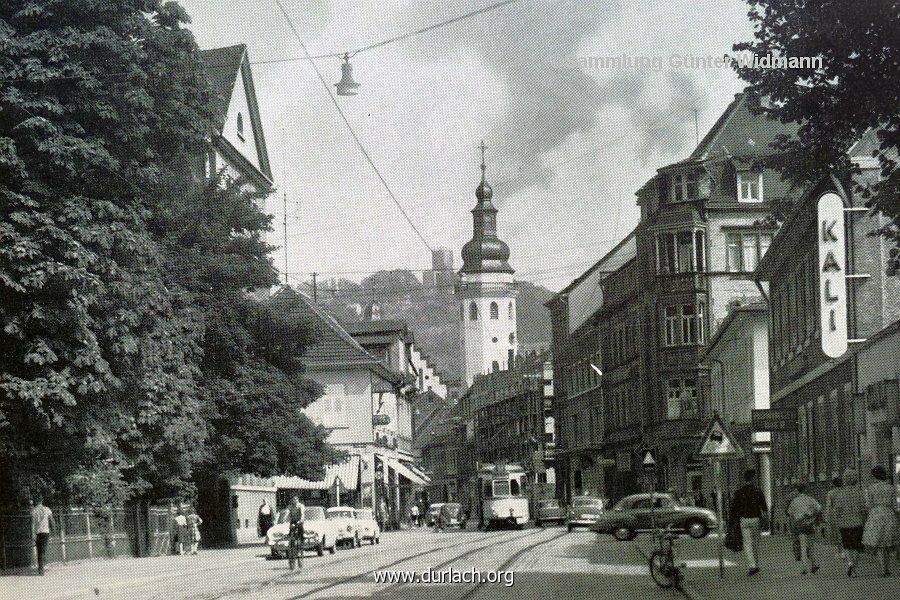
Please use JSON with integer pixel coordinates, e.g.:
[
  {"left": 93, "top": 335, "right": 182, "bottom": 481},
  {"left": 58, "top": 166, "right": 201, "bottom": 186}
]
[
  {"left": 457, "top": 141, "right": 518, "bottom": 388},
  {"left": 423, "top": 247, "right": 456, "bottom": 289}
]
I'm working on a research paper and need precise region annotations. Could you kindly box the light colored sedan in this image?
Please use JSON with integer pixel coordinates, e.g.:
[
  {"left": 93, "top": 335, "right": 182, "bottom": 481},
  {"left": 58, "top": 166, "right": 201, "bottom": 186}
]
[
  {"left": 355, "top": 508, "right": 380, "bottom": 544},
  {"left": 327, "top": 506, "right": 361, "bottom": 548},
  {"left": 266, "top": 506, "right": 338, "bottom": 557}
]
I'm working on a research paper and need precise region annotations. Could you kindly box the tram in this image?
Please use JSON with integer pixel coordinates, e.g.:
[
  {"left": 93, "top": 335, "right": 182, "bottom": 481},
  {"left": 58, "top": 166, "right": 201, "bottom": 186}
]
[{"left": 476, "top": 463, "right": 529, "bottom": 529}]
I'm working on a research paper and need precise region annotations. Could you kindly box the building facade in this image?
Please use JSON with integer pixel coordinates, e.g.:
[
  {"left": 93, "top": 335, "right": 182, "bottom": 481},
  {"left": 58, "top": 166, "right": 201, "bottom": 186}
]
[
  {"left": 550, "top": 92, "right": 798, "bottom": 501},
  {"left": 756, "top": 164, "right": 900, "bottom": 532},
  {"left": 457, "top": 146, "right": 519, "bottom": 387}
]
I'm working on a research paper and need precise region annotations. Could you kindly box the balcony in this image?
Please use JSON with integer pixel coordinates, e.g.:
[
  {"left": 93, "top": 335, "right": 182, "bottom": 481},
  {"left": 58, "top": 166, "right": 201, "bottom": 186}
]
[
  {"left": 650, "top": 417, "right": 704, "bottom": 441},
  {"left": 656, "top": 272, "right": 708, "bottom": 293}
]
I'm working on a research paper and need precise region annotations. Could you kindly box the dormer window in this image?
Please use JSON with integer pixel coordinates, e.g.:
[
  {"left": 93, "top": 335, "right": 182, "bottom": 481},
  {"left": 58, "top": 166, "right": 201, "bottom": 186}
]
[
  {"left": 737, "top": 171, "right": 763, "bottom": 202},
  {"left": 236, "top": 112, "right": 245, "bottom": 142},
  {"left": 669, "top": 172, "right": 699, "bottom": 203}
]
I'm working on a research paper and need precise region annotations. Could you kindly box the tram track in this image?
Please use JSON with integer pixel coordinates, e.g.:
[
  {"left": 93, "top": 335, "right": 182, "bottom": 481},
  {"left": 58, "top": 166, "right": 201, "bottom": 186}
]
[
  {"left": 284, "top": 528, "right": 536, "bottom": 600},
  {"left": 197, "top": 529, "right": 514, "bottom": 600}
]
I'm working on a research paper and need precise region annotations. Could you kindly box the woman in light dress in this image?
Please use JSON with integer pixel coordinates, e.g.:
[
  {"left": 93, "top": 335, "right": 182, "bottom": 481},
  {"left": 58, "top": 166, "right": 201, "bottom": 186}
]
[
  {"left": 185, "top": 506, "right": 203, "bottom": 555},
  {"left": 863, "top": 466, "right": 899, "bottom": 577}
]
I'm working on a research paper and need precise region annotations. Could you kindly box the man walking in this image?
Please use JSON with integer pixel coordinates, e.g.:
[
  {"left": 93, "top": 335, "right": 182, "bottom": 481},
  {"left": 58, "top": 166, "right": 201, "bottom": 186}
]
[
  {"left": 31, "top": 495, "right": 55, "bottom": 575},
  {"left": 728, "top": 469, "right": 768, "bottom": 576},
  {"left": 410, "top": 503, "right": 420, "bottom": 527},
  {"left": 287, "top": 496, "right": 305, "bottom": 570}
]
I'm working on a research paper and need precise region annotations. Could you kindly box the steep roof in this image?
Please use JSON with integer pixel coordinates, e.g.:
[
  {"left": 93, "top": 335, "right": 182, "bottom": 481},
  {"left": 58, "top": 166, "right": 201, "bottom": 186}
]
[
  {"left": 674, "top": 92, "right": 800, "bottom": 168},
  {"left": 199, "top": 44, "right": 273, "bottom": 182},
  {"left": 276, "top": 288, "right": 396, "bottom": 380}
]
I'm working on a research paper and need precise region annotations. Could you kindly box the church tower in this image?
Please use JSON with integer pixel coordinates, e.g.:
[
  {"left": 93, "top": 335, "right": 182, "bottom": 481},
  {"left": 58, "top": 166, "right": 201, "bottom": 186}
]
[{"left": 458, "top": 141, "right": 518, "bottom": 388}]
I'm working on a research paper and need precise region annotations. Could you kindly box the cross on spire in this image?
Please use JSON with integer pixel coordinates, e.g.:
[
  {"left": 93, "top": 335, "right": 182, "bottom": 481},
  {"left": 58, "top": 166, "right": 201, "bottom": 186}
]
[{"left": 478, "top": 140, "right": 488, "bottom": 178}]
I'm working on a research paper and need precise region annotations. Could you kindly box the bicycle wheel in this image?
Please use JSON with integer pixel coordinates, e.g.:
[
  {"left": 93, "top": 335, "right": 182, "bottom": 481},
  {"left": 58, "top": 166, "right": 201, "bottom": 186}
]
[{"left": 649, "top": 549, "right": 675, "bottom": 589}]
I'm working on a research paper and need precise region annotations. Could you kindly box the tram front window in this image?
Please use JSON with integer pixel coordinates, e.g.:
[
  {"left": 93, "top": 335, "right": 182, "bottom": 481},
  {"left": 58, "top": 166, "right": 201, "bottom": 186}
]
[{"left": 493, "top": 480, "right": 511, "bottom": 496}]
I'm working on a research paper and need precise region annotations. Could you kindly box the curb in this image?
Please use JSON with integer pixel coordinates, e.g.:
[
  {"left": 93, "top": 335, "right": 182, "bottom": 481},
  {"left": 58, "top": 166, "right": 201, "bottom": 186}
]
[{"left": 633, "top": 542, "right": 708, "bottom": 600}]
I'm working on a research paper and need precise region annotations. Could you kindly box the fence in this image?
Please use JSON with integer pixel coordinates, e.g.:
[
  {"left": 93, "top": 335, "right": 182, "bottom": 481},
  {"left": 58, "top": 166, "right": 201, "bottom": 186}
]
[{"left": 0, "top": 505, "right": 173, "bottom": 570}]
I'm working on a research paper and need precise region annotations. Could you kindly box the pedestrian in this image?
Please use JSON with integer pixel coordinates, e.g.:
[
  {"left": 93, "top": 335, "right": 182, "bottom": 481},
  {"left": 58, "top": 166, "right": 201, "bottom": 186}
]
[
  {"left": 185, "top": 506, "right": 202, "bottom": 555},
  {"left": 173, "top": 506, "right": 188, "bottom": 556},
  {"left": 31, "top": 495, "right": 55, "bottom": 575},
  {"left": 258, "top": 498, "right": 274, "bottom": 538},
  {"left": 863, "top": 466, "right": 900, "bottom": 577},
  {"left": 287, "top": 496, "right": 305, "bottom": 570},
  {"left": 824, "top": 476, "right": 843, "bottom": 555},
  {"left": 787, "top": 484, "right": 822, "bottom": 574},
  {"left": 828, "top": 468, "right": 866, "bottom": 577},
  {"left": 694, "top": 489, "right": 708, "bottom": 509},
  {"left": 728, "top": 469, "right": 768, "bottom": 576},
  {"left": 410, "top": 503, "right": 420, "bottom": 527}
]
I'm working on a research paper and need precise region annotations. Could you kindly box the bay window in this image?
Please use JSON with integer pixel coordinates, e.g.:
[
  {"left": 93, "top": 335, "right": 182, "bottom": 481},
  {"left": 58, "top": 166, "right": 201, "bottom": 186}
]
[
  {"left": 657, "top": 229, "right": 706, "bottom": 273},
  {"left": 666, "top": 378, "right": 698, "bottom": 420},
  {"left": 662, "top": 301, "right": 707, "bottom": 346},
  {"left": 670, "top": 172, "right": 701, "bottom": 203}
]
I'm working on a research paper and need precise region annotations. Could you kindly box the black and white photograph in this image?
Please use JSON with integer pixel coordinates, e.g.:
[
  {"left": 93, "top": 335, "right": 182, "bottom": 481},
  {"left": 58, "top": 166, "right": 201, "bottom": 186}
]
[{"left": 0, "top": 1, "right": 898, "bottom": 599}]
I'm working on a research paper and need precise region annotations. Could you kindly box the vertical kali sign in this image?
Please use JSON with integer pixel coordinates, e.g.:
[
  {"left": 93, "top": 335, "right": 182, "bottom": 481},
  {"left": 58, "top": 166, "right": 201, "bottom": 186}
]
[{"left": 817, "top": 192, "right": 848, "bottom": 358}]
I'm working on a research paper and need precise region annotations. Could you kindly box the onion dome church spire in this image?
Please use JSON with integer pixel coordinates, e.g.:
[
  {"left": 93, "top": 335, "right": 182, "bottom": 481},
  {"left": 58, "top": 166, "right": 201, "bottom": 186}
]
[{"left": 461, "top": 141, "right": 514, "bottom": 274}]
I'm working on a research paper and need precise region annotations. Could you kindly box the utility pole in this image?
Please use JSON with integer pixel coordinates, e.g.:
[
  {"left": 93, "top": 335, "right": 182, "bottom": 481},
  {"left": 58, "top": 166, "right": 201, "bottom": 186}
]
[
  {"left": 283, "top": 192, "right": 289, "bottom": 285},
  {"left": 311, "top": 272, "right": 318, "bottom": 302}
]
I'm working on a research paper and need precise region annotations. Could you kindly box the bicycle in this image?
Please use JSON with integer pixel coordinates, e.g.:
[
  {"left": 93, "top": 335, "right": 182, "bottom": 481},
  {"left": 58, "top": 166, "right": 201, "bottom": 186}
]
[
  {"left": 286, "top": 521, "right": 304, "bottom": 571},
  {"left": 648, "top": 526, "right": 683, "bottom": 589}
]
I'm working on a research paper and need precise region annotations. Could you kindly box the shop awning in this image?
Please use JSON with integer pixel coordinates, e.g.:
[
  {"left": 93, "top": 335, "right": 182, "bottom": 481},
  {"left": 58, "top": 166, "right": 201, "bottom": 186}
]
[
  {"left": 272, "top": 455, "right": 360, "bottom": 491},
  {"left": 388, "top": 458, "right": 430, "bottom": 486}
]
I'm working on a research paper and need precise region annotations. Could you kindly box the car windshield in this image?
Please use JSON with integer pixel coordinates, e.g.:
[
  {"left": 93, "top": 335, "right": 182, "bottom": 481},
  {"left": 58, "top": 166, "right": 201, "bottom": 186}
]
[
  {"left": 357, "top": 509, "right": 373, "bottom": 520},
  {"left": 540, "top": 500, "right": 560, "bottom": 508},
  {"left": 328, "top": 510, "right": 354, "bottom": 519},
  {"left": 573, "top": 498, "right": 603, "bottom": 508},
  {"left": 305, "top": 507, "right": 325, "bottom": 520},
  {"left": 443, "top": 504, "right": 462, "bottom": 516}
]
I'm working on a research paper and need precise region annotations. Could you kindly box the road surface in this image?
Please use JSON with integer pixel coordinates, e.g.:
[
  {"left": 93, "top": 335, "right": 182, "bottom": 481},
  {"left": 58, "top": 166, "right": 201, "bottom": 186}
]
[{"left": 0, "top": 527, "right": 680, "bottom": 600}]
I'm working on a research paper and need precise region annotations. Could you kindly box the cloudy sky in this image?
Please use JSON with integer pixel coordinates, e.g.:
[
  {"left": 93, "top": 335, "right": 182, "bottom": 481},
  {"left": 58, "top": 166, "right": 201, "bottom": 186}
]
[{"left": 180, "top": 0, "right": 755, "bottom": 291}]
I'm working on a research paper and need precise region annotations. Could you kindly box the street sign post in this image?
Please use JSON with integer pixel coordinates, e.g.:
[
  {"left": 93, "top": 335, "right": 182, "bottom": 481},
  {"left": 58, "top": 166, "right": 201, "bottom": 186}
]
[
  {"left": 697, "top": 415, "right": 744, "bottom": 579},
  {"left": 751, "top": 408, "right": 796, "bottom": 432},
  {"left": 640, "top": 448, "right": 658, "bottom": 533},
  {"left": 333, "top": 475, "right": 343, "bottom": 506}
]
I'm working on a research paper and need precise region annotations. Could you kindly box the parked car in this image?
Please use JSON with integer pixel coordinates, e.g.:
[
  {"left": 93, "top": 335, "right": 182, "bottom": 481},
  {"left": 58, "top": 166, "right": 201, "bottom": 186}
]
[
  {"left": 426, "top": 503, "right": 445, "bottom": 527},
  {"left": 567, "top": 496, "right": 605, "bottom": 531},
  {"left": 437, "top": 503, "right": 466, "bottom": 530},
  {"left": 535, "top": 499, "right": 566, "bottom": 527},
  {"left": 355, "top": 508, "right": 380, "bottom": 544},
  {"left": 327, "top": 506, "right": 361, "bottom": 548},
  {"left": 590, "top": 493, "right": 718, "bottom": 541},
  {"left": 266, "top": 506, "right": 338, "bottom": 558}
]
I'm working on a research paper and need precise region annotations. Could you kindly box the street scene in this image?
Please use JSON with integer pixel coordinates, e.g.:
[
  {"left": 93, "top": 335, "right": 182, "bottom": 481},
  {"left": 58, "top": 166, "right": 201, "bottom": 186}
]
[{"left": 1, "top": 1, "right": 899, "bottom": 600}]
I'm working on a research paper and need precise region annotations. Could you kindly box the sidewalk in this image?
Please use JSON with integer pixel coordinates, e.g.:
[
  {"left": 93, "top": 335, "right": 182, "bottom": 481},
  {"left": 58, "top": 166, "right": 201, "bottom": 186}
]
[{"left": 655, "top": 534, "right": 900, "bottom": 600}]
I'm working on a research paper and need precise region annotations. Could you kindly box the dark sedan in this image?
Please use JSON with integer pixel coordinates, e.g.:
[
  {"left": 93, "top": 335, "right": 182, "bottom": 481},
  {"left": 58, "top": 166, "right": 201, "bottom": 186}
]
[
  {"left": 590, "top": 493, "right": 717, "bottom": 541},
  {"left": 535, "top": 499, "right": 565, "bottom": 527}
]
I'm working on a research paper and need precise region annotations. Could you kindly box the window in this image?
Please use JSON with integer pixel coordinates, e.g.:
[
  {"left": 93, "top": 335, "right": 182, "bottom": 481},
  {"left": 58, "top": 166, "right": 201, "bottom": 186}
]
[
  {"left": 726, "top": 231, "right": 774, "bottom": 272},
  {"left": 670, "top": 172, "right": 700, "bottom": 203},
  {"left": 508, "top": 302, "right": 514, "bottom": 320},
  {"left": 664, "top": 306, "right": 678, "bottom": 346},
  {"left": 657, "top": 230, "right": 706, "bottom": 273},
  {"left": 681, "top": 304, "right": 697, "bottom": 344},
  {"left": 469, "top": 302, "right": 478, "bottom": 321},
  {"left": 696, "top": 302, "right": 706, "bottom": 344},
  {"left": 236, "top": 112, "right": 245, "bottom": 141},
  {"left": 490, "top": 302, "right": 499, "bottom": 319},
  {"left": 509, "top": 333, "right": 515, "bottom": 345},
  {"left": 737, "top": 171, "right": 763, "bottom": 202},
  {"left": 666, "top": 378, "right": 698, "bottom": 420}
]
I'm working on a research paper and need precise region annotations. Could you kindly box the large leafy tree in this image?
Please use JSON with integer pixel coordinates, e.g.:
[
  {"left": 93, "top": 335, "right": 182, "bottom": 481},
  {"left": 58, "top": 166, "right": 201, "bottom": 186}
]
[
  {"left": 733, "top": 0, "right": 900, "bottom": 270},
  {"left": 155, "top": 177, "right": 343, "bottom": 484},
  {"left": 0, "top": 0, "right": 337, "bottom": 507},
  {"left": 0, "top": 0, "right": 212, "bottom": 506}
]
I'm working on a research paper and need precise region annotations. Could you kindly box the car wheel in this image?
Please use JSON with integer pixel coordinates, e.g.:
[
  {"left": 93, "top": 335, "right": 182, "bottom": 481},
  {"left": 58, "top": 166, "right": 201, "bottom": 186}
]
[
  {"left": 270, "top": 547, "right": 280, "bottom": 559},
  {"left": 567, "top": 524, "right": 573, "bottom": 532},
  {"left": 328, "top": 541, "right": 336, "bottom": 555},
  {"left": 354, "top": 534, "right": 360, "bottom": 548},
  {"left": 687, "top": 519, "right": 708, "bottom": 539},
  {"left": 613, "top": 526, "right": 634, "bottom": 541},
  {"left": 316, "top": 540, "right": 324, "bottom": 556},
  {"left": 375, "top": 536, "right": 380, "bottom": 544},
  {"left": 536, "top": 520, "right": 543, "bottom": 528}
]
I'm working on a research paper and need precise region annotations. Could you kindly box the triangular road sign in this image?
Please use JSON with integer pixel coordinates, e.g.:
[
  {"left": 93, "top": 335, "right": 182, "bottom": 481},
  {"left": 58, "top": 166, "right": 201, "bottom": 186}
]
[
  {"left": 697, "top": 414, "right": 743, "bottom": 459},
  {"left": 641, "top": 449, "right": 656, "bottom": 468}
]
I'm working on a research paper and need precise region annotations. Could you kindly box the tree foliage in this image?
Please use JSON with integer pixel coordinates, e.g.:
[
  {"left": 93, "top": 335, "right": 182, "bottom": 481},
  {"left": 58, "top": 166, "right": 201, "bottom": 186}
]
[
  {"left": 0, "top": 1, "right": 337, "bottom": 507},
  {"left": 733, "top": 0, "right": 900, "bottom": 269}
]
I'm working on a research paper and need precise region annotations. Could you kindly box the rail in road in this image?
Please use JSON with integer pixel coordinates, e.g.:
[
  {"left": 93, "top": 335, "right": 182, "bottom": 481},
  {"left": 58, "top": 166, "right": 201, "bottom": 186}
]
[{"left": 285, "top": 528, "right": 543, "bottom": 600}]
